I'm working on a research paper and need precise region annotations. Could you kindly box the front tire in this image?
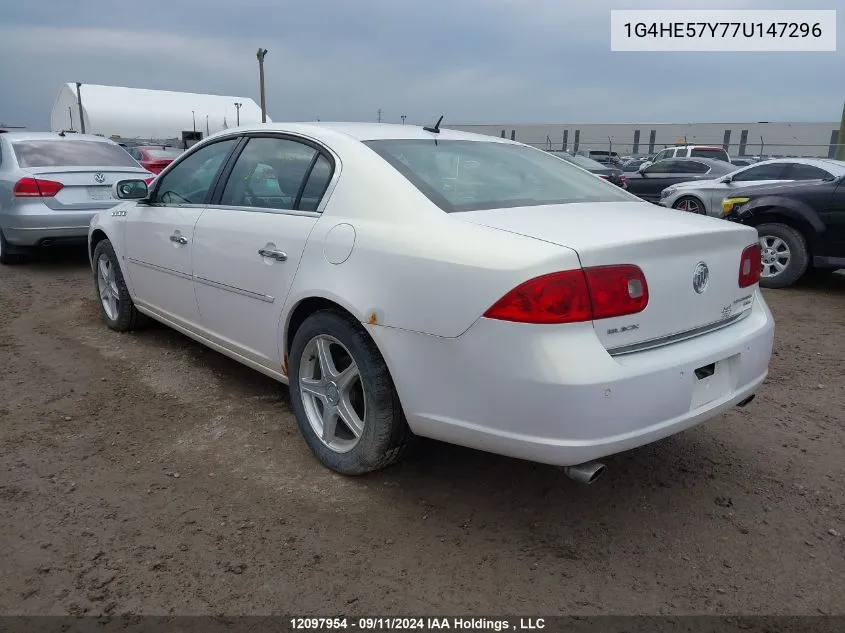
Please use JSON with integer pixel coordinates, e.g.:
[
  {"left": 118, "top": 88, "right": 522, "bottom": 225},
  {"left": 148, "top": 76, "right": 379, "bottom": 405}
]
[
  {"left": 289, "top": 310, "right": 412, "bottom": 475},
  {"left": 92, "top": 239, "right": 143, "bottom": 331},
  {"left": 757, "top": 223, "right": 809, "bottom": 289}
]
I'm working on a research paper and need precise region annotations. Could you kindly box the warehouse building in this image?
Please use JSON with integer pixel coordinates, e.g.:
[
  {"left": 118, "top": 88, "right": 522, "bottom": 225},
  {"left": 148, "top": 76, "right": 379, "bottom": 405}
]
[
  {"left": 50, "top": 83, "right": 268, "bottom": 144},
  {"left": 447, "top": 122, "right": 841, "bottom": 158}
]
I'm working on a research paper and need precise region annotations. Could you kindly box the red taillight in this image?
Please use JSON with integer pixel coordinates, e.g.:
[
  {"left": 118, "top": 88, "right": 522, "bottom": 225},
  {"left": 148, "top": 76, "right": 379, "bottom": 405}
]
[
  {"left": 584, "top": 265, "right": 649, "bottom": 319},
  {"left": 483, "top": 265, "right": 648, "bottom": 324},
  {"left": 13, "top": 177, "right": 64, "bottom": 197},
  {"left": 599, "top": 174, "right": 609, "bottom": 179},
  {"left": 739, "top": 243, "right": 762, "bottom": 287},
  {"left": 619, "top": 175, "right": 626, "bottom": 183}
]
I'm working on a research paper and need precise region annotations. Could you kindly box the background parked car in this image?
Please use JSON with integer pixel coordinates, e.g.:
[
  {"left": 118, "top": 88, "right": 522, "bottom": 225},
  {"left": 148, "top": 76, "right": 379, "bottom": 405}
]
[
  {"left": 0, "top": 132, "right": 152, "bottom": 264},
  {"left": 622, "top": 157, "right": 649, "bottom": 172},
  {"left": 624, "top": 157, "right": 735, "bottom": 203},
  {"left": 558, "top": 152, "right": 627, "bottom": 188},
  {"left": 576, "top": 149, "right": 622, "bottom": 168},
  {"left": 659, "top": 158, "right": 845, "bottom": 216},
  {"left": 721, "top": 177, "right": 845, "bottom": 288},
  {"left": 125, "top": 146, "right": 183, "bottom": 174},
  {"left": 641, "top": 145, "right": 731, "bottom": 169}
]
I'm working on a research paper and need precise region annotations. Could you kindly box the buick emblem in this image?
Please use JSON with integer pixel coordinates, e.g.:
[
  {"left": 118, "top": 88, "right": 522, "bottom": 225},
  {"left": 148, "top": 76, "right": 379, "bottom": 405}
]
[
  {"left": 692, "top": 261, "right": 709, "bottom": 294},
  {"left": 94, "top": 172, "right": 105, "bottom": 184}
]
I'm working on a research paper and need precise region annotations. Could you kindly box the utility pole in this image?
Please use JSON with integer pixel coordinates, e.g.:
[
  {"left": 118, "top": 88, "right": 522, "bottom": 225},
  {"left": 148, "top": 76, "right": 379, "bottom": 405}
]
[
  {"left": 256, "top": 48, "right": 268, "bottom": 123},
  {"left": 191, "top": 110, "right": 196, "bottom": 133},
  {"left": 206, "top": 114, "right": 209, "bottom": 136},
  {"left": 837, "top": 100, "right": 845, "bottom": 160},
  {"left": 75, "top": 82, "right": 86, "bottom": 133},
  {"left": 377, "top": 109, "right": 382, "bottom": 123},
  {"left": 401, "top": 114, "right": 407, "bottom": 125},
  {"left": 67, "top": 106, "right": 74, "bottom": 131},
  {"left": 234, "top": 102, "right": 242, "bottom": 126}
]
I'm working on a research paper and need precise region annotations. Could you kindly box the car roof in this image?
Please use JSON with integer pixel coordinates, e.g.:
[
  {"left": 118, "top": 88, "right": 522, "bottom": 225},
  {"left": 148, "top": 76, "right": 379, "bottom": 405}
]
[
  {"left": 0, "top": 131, "right": 117, "bottom": 143},
  {"left": 208, "top": 122, "right": 515, "bottom": 144}
]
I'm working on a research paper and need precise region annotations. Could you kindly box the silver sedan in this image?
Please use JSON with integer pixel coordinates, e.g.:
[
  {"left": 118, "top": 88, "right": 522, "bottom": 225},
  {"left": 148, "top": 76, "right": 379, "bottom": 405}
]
[
  {"left": 0, "top": 132, "right": 152, "bottom": 264},
  {"left": 658, "top": 158, "right": 845, "bottom": 217}
]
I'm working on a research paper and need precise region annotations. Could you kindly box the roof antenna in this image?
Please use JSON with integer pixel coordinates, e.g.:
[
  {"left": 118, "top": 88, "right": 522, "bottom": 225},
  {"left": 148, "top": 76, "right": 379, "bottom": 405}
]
[{"left": 423, "top": 115, "right": 443, "bottom": 134}]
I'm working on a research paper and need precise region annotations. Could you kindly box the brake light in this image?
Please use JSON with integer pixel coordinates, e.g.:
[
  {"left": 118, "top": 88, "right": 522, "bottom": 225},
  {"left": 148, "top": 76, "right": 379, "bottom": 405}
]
[
  {"left": 13, "top": 177, "right": 64, "bottom": 197},
  {"left": 584, "top": 265, "right": 649, "bottom": 319},
  {"left": 739, "top": 243, "right": 762, "bottom": 287},
  {"left": 483, "top": 265, "right": 648, "bottom": 324}
]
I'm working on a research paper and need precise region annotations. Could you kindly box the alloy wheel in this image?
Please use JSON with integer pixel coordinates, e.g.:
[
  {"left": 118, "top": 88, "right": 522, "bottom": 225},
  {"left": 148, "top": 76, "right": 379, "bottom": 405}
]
[
  {"left": 96, "top": 254, "right": 121, "bottom": 320},
  {"left": 298, "top": 334, "right": 367, "bottom": 453},
  {"left": 759, "top": 235, "right": 791, "bottom": 278},
  {"left": 675, "top": 198, "right": 703, "bottom": 214}
]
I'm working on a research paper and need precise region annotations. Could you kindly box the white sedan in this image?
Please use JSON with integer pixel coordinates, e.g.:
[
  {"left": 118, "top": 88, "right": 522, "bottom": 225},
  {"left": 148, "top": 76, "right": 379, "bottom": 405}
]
[{"left": 89, "top": 123, "right": 775, "bottom": 483}]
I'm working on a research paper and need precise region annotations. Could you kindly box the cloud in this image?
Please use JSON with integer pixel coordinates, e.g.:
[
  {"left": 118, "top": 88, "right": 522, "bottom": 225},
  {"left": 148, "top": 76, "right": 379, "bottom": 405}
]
[{"left": 0, "top": 0, "right": 842, "bottom": 130}]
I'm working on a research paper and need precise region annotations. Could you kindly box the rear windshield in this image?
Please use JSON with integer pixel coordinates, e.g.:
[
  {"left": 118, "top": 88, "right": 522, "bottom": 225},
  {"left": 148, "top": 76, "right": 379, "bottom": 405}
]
[
  {"left": 144, "top": 148, "right": 182, "bottom": 159},
  {"left": 690, "top": 147, "right": 729, "bottom": 161},
  {"left": 12, "top": 139, "right": 140, "bottom": 168},
  {"left": 364, "top": 139, "right": 633, "bottom": 213}
]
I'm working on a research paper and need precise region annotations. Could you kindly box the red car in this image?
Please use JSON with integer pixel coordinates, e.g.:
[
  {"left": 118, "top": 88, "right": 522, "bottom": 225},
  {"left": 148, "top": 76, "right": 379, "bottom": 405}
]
[{"left": 125, "top": 146, "right": 183, "bottom": 174}]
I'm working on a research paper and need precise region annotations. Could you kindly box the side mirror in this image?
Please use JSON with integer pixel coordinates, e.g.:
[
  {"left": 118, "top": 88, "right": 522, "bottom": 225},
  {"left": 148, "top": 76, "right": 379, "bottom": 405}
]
[
  {"left": 113, "top": 179, "right": 148, "bottom": 200},
  {"left": 638, "top": 164, "right": 649, "bottom": 174},
  {"left": 720, "top": 175, "right": 733, "bottom": 184}
]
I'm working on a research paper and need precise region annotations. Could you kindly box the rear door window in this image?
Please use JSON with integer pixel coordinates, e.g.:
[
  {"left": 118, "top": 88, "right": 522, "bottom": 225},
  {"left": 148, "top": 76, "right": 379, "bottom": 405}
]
[
  {"left": 784, "top": 163, "right": 833, "bottom": 180},
  {"left": 731, "top": 163, "right": 789, "bottom": 182},
  {"left": 12, "top": 139, "right": 141, "bottom": 168}
]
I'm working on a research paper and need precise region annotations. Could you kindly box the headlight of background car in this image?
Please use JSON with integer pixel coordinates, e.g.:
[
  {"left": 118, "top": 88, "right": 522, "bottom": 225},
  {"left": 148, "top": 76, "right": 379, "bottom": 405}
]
[
  {"left": 660, "top": 187, "right": 676, "bottom": 199},
  {"left": 721, "top": 197, "right": 750, "bottom": 215}
]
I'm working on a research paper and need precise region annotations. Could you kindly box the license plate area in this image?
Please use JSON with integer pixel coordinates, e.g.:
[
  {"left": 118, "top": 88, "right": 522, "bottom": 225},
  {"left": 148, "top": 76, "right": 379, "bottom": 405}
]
[
  {"left": 690, "top": 355, "right": 738, "bottom": 409},
  {"left": 87, "top": 186, "right": 112, "bottom": 200}
]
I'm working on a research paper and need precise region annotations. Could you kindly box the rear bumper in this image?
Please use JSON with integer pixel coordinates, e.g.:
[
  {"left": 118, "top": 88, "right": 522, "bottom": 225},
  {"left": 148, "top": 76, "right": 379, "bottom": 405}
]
[
  {"left": 1, "top": 205, "right": 98, "bottom": 246},
  {"left": 368, "top": 289, "right": 774, "bottom": 467}
]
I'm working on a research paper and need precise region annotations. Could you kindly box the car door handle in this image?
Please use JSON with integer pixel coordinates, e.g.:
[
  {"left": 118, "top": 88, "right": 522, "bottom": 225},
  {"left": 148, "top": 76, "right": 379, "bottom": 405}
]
[
  {"left": 169, "top": 234, "right": 188, "bottom": 245},
  {"left": 258, "top": 248, "right": 287, "bottom": 261}
]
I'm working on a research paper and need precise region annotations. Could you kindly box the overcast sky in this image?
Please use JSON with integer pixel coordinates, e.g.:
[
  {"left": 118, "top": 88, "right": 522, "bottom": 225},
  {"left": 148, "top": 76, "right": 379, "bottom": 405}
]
[{"left": 0, "top": 0, "right": 842, "bottom": 130}]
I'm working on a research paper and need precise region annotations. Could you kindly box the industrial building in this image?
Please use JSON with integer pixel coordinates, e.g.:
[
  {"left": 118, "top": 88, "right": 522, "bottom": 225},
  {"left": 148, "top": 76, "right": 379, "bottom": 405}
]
[
  {"left": 50, "top": 83, "right": 268, "bottom": 144},
  {"left": 446, "top": 122, "right": 842, "bottom": 158}
]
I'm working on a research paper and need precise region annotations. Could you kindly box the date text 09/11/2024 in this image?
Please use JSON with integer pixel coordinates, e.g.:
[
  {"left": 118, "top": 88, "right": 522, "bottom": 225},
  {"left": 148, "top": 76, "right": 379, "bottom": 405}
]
[{"left": 289, "top": 618, "right": 547, "bottom": 631}]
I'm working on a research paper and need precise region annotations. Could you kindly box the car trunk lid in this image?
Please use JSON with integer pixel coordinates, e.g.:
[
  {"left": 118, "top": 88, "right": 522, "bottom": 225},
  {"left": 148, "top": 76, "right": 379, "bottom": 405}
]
[
  {"left": 19, "top": 166, "right": 151, "bottom": 210},
  {"left": 457, "top": 201, "right": 759, "bottom": 352}
]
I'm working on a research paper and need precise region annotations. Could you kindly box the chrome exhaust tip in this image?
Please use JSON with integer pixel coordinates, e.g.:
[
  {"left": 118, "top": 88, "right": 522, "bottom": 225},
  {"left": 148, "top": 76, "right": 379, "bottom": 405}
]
[
  {"left": 736, "top": 394, "right": 756, "bottom": 408},
  {"left": 563, "top": 461, "right": 607, "bottom": 484}
]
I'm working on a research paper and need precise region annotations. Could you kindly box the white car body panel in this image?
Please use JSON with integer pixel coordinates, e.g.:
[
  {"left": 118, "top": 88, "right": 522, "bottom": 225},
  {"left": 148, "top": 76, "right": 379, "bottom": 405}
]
[
  {"left": 88, "top": 122, "right": 775, "bottom": 468},
  {"left": 192, "top": 207, "right": 318, "bottom": 368},
  {"left": 123, "top": 206, "right": 205, "bottom": 329}
]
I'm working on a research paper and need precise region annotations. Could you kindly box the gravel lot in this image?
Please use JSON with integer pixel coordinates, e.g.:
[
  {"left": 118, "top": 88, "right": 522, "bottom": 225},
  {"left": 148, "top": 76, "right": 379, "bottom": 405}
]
[{"left": 1, "top": 248, "right": 843, "bottom": 617}]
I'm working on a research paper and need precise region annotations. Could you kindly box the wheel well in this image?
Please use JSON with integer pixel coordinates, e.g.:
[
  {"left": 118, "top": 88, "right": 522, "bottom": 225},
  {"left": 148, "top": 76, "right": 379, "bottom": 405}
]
[
  {"left": 89, "top": 229, "right": 108, "bottom": 261},
  {"left": 284, "top": 297, "right": 361, "bottom": 369}
]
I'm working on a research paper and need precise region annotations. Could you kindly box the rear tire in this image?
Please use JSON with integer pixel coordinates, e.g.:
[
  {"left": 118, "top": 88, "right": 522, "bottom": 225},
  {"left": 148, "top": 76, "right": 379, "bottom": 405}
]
[
  {"left": 757, "top": 223, "right": 809, "bottom": 289},
  {"left": 0, "top": 230, "right": 26, "bottom": 265},
  {"left": 672, "top": 196, "right": 706, "bottom": 215},
  {"left": 92, "top": 239, "right": 144, "bottom": 331},
  {"left": 289, "top": 309, "right": 412, "bottom": 475}
]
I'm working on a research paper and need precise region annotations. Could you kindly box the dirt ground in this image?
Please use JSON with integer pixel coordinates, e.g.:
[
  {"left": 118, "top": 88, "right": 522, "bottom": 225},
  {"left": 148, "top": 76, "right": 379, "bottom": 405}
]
[{"left": 1, "top": 247, "right": 843, "bottom": 617}]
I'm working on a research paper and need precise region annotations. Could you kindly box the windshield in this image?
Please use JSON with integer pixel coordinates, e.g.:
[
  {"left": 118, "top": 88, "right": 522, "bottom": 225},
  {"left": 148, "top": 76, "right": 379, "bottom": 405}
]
[
  {"left": 364, "top": 139, "right": 633, "bottom": 213},
  {"left": 12, "top": 140, "right": 141, "bottom": 168},
  {"left": 561, "top": 154, "right": 607, "bottom": 170}
]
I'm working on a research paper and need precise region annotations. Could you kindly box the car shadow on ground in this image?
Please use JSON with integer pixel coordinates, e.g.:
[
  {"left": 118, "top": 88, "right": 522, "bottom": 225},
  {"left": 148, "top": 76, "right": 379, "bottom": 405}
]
[{"left": 17, "top": 244, "right": 90, "bottom": 269}]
